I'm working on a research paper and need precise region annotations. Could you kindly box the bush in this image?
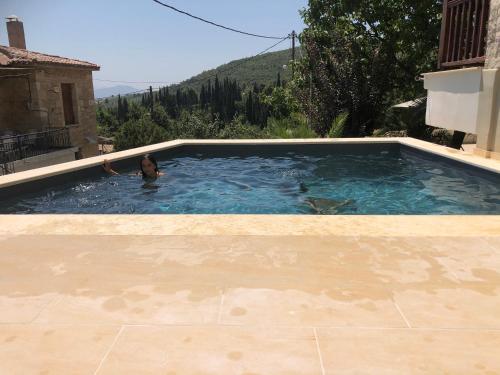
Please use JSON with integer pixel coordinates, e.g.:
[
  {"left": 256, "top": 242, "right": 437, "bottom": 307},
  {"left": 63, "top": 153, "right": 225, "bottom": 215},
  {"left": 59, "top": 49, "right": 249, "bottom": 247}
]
[
  {"left": 219, "top": 118, "right": 265, "bottom": 139},
  {"left": 328, "top": 111, "right": 349, "bottom": 138},
  {"left": 96, "top": 106, "right": 119, "bottom": 137},
  {"left": 170, "top": 111, "right": 221, "bottom": 139},
  {"left": 379, "top": 98, "right": 433, "bottom": 140},
  {"left": 114, "top": 116, "right": 169, "bottom": 151},
  {"left": 266, "top": 113, "right": 317, "bottom": 138},
  {"left": 262, "top": 87, "right": 299, "bottom": 120}
]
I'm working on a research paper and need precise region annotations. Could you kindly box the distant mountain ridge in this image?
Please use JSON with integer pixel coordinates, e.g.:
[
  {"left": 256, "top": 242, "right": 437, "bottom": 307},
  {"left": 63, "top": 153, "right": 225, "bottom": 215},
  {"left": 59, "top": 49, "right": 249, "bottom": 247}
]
[{"left": 94, "top": 85, "right": 139, "bottom": 99}]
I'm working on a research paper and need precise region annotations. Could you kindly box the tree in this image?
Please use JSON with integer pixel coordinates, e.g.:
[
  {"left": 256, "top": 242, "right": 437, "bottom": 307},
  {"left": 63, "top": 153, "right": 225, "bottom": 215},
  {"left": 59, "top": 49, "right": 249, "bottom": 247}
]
[
  {"left": 245, "top": 91, "right": 255, "bottom": 124},
  {"left": 262, "top": 86, "right": 299, "bottom": 120},
  {"left": 151, "top": 104, "right": 170, "bottom": 131},
  {"left": 117, "top": 95, "right": 123, "bottom": 123},
  {"left": 123, "top": 98, "right": 129, "bottom": 116},
  {"left": 170, "top": 111, "right": 221, "bottom": 139},
  {"left": 96, "top": 106, "right": 119, "bottom": 136},
  {"left": 114, "top": 116, "right": 168, "bottom": 151},
  {"left": 293, "top": 0, "right": 442, "bottom": 136}
]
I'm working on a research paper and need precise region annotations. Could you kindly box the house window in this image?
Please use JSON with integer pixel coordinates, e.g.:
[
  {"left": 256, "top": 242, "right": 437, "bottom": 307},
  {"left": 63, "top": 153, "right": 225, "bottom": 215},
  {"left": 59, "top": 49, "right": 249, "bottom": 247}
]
[{"left": 61, "top": 83, "right": 78, "bottom": 125}]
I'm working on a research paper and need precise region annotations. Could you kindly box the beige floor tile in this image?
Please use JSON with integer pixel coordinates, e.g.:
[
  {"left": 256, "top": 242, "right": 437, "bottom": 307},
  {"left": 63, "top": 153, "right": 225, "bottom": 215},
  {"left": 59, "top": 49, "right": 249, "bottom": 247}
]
[
  {"left": 432, "top": 248, "right": 500, "bottom": 283},
  {"left": 316, "top": 328, "right": 500, "bottom": 374},
  {"left": 349, "top": 236, "right": 500, "bottom": 285},
  {"left": 34, "top": 283, "right": 222, "bottom": 325},
  {"left": 0, "top": 324, "right": 120, "bottom": 375},
  {"left": 148, "top": 236, "right": 383, "bottom": 287},
  {"left": 97, "top": 325, "right": 321, "bottom": 375},
  {"left": 220, "top": 284, "right": 406, "bottom": 328},
  {"left": 1, "top": 231, "right": 500, "bottom": 373},
  {"left": 392, "top": 284, "right": 500, "bottom": 329},
  {"left": 0, "top": 294, "right": 57, "bottom": 323}
]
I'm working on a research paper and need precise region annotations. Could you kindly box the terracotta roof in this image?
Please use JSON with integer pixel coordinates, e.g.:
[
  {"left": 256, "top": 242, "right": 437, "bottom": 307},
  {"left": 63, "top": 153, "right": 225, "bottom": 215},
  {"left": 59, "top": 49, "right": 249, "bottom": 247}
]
[{"left": 0, "top": 45, "right": 99, "bottom": 70}]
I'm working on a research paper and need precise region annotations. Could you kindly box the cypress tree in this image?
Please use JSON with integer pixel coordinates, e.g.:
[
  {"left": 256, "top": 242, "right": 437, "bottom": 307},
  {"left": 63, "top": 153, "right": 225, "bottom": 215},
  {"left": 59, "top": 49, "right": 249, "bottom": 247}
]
[
  {"left": 200, "top": 85, "right": 207, "bottom": 109},
  {"left": 117, "top": 95, "right": 123, "bottom": 122},
  {"left": 122, "top": 97, "right": 129, "bottom": 121},
  {"left": 246, "top": 91, "right": 254, "bottom": 124}
]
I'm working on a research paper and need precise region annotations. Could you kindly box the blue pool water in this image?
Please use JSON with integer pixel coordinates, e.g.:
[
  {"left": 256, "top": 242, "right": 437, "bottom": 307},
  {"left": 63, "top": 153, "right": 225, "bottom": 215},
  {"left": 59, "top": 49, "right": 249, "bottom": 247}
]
[{"left": 2, "top": 147, "right": 500, "bottom": 214}]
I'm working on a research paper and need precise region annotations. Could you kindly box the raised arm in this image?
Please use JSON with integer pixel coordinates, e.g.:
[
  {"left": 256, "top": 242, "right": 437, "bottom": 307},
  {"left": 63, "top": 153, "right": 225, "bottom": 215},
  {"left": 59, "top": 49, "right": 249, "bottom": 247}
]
[{"left": 102, "top": 160, "right": 119, "bottom": 175}]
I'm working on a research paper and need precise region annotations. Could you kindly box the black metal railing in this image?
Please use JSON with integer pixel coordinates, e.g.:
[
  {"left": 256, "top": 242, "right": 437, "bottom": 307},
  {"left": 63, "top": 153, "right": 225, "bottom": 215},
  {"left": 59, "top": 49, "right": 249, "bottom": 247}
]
[{"left": 0, "top": 128, "right": 72, "bottom": 172}]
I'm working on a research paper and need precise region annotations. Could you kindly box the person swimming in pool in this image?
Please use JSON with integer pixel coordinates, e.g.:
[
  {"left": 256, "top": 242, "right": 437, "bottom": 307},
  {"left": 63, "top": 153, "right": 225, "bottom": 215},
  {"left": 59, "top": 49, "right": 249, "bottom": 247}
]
[{"left": 102, "top": 154, "right": 165, "bottom": 179}]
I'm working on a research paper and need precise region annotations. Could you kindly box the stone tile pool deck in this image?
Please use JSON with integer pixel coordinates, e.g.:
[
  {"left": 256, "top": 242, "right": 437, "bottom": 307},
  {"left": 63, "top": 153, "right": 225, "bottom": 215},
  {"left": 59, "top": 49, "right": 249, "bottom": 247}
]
[{"left": 0, "top": 215, "right": 499, "bottom": 374}]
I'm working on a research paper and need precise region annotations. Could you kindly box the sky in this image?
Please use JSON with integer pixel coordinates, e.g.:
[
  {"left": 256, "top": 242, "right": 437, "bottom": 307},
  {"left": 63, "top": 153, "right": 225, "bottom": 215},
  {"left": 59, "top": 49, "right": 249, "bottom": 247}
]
[{"left": 0, "top": 0, "right": 307, "bottom": 90}]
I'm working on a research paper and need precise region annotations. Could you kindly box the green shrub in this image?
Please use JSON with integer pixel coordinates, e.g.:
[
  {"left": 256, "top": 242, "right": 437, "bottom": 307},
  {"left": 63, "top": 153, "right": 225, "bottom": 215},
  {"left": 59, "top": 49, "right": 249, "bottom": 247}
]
[
  {"left": 328, "top": 111, "right": 349, "bottom": 138},
  {"left": 114, "top": 116, "right": 169, "bottom": 151},
  {"left": 170, "top": 111, "right": 221, "bottom": 139},
  {"left": 266, "top": 113, "right": 317, "bottom": 139},
  {"left": 219, "top": 118, "right": 265, "bottom": 139}
]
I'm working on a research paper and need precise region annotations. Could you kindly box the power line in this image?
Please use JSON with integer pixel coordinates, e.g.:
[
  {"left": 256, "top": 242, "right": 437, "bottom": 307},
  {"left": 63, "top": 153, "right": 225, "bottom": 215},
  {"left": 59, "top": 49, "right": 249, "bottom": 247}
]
[
  {"left": 94, "top": 36, "right": 290, "bottom": 87},
  {"left": 94, "top": 78, "right": 172, "bottom": 84},
  {"left": 181, "top": 36, "right": 290, "bottom": 86},
  {"left": 151, "top": 0, "right": 286, "bottom": 40}
]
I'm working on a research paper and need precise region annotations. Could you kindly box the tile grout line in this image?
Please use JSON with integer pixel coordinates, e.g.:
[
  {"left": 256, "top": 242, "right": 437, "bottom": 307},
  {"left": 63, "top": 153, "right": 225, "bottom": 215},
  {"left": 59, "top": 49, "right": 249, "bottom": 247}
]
[
  {"left": 313, "top": 328, "right": 326, "bottom": 375},
  {"left": 93, "top": 325, "right": 125, "bottom": 375},
  {"left": 29, "top": 295, "right": 64, "bottom": 324},
  {"left": 5, "top": 321, "right": 500, "bottom": 331},
  {"left": 393, "top": 302, "right": 412, "bottom": 329}
]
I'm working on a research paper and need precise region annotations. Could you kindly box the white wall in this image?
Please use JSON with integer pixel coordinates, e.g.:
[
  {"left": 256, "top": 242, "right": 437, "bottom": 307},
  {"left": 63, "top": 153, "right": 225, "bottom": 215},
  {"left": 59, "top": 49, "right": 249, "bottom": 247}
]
[
  {"left": 424, "top": 67, "right": 500, "bottom": 156},
  {"left": 424, "top": 68, "right": 482, "bottom": 134}
]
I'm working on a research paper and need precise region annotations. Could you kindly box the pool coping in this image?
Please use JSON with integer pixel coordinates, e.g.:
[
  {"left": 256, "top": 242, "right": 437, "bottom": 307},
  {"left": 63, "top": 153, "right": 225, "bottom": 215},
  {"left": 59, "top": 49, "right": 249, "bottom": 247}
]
[
  {"left": 0, "top": 137, "right": 499, "bottom": 189},
  {"left": 1, "top": 215, "right": 499, "bottom": 237}
]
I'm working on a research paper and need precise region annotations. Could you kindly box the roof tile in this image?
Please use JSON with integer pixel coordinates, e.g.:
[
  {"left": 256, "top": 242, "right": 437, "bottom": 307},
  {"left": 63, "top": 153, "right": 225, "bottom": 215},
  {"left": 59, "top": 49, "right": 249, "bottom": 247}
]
[{"left": 0, "top": 45, "right": 99, "bottom": 70}]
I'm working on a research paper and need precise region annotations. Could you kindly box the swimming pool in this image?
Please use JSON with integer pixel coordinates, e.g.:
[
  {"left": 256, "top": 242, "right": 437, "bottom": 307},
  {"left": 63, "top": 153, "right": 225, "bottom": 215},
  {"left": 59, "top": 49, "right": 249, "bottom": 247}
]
[{"left": 1, "top": 141, "right": 499, "bottom": 215}]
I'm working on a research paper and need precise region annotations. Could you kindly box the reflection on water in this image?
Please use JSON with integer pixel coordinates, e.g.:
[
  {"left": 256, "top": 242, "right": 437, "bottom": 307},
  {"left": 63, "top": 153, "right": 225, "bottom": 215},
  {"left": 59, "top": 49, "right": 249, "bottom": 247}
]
[{"left": 2, "top": 150, "right": 500, "bottom": 214}]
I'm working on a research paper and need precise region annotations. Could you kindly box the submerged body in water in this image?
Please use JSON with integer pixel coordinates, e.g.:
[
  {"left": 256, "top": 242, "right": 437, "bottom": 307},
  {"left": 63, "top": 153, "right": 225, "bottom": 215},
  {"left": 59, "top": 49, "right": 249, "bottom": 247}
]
[{"left": 305, "top": 197, "right": 355, "bottom": 214}]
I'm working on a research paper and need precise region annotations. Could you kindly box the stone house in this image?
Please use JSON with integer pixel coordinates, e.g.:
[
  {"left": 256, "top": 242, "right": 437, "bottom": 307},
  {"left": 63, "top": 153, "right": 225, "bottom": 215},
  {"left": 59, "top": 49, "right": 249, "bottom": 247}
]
[{"left": 0, "top": 16, "right": 100, "bottom": 173}]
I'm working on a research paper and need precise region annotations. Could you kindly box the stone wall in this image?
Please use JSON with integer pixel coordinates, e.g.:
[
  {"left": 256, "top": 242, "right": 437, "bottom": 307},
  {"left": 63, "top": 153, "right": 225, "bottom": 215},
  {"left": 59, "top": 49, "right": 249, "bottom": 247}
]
[
  {"left": 0, "top": 66, "right": 98, "bottom": 158},
  {"left": 486, "top": 0, "right": 500, "bottom": 69},
  {"left": 0, "top": 70, "right": 45, "bottom": 133},
  {"left": 33, "top": 67, "right": 98, "bottom": 157}
]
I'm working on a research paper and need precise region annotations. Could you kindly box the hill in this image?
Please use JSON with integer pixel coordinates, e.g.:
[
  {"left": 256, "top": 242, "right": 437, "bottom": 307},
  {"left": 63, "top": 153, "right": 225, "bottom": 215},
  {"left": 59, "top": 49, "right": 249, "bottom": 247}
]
[
  {"left": 97, "top": 48, "right": 295, "bottom": 104},
  {"left": 169, "top": 48, "right": 295, "bottom": 93}
]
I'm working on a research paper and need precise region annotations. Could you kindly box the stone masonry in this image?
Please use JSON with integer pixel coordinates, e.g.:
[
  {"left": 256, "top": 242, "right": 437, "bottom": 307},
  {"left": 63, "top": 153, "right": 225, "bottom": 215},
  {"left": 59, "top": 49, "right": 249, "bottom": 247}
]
[
  {"left": 0, "top": 66, "right": 99, "bottom": 158},
  {"left": 33, "top": 67, "right": 99, "bottom": 157},
  {"left": 486, "top": 0, "right": 500, "bottom": 68}
]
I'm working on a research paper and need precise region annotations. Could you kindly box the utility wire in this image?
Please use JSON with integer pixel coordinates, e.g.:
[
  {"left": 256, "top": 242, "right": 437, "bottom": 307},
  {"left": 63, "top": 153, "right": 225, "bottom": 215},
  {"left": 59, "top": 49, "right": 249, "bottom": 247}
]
[
  {"left": 94, "top": 78, "right": 172, "bottom": 84},
  {"left": 152, "top": 0, "right": 286, "bottom": 40},
  {"left": 179, "top": 36, "right": 290, "bottom": 87},
  {"left": 97, "top": 36, "right": 291, "bottom": 99}
]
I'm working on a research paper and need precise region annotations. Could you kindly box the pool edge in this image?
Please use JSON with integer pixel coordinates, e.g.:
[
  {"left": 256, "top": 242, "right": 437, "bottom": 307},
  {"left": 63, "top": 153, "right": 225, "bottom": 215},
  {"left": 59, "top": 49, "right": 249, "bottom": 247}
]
[
  {"left": 1, "top": 137, "right": 499, "bottom": 190},
  {"left": 1, "top": 215, "right": 499, "bottom": 237}
]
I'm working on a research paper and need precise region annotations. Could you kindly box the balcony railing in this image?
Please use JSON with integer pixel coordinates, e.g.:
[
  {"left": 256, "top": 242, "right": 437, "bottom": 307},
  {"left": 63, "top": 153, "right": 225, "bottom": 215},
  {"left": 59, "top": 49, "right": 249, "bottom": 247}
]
[
  {"left": 438, "top": 0, "right": 490, "bottom": 68},
  {"left": 0, "top": 128, "right": 72, "bottom": 173}
]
